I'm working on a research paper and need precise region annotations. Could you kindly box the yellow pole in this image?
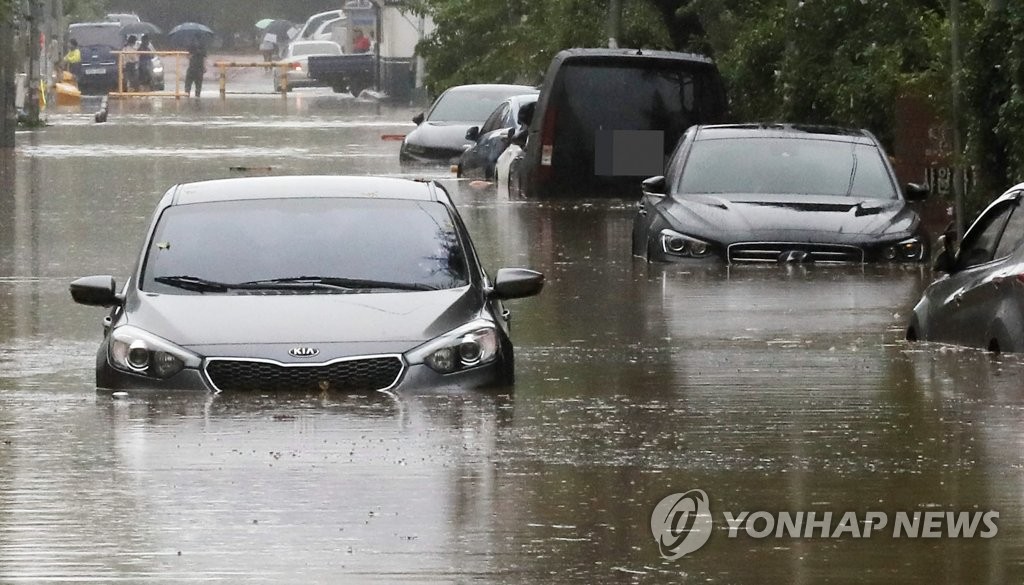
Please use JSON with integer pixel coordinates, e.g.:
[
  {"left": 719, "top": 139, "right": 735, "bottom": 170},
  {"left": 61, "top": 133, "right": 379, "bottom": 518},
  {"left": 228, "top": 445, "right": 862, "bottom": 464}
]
[
  {"left": 280, "top": 63, "right": 288, "bottom": 96},
  {"left": 117, "top": 52, "right": 124, "bottom": 93},
  {"left": 219, "top": 64, "right": 226, "bottom": 99}
]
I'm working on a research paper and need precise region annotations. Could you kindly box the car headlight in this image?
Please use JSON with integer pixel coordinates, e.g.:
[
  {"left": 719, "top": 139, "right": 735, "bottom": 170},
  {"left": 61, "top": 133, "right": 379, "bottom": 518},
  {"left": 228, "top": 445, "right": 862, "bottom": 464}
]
[
  {"left": 880, "top": 236, "right": 925, "bottom": 262},
  {"left": 403, "top": 143, "right": 427, "bottom": 156},
  {"left": 108, "top": 325, "right": 201, "bottom": 379},
  {"left": 405, "top": 319, "right": 499, "bottom": 374},
  {"left": 659, "top": 228, "right": 713, "bottom": 258}
]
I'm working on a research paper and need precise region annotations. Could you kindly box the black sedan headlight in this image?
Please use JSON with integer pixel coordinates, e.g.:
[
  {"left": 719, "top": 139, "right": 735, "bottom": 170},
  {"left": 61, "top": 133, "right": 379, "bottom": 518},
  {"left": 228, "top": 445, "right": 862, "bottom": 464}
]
[
  {"left": 108, "top": 325, "right": 201, "bottom": 379},
  {"left": 405, "top": 320, "right": 499, "bottom": 374},
  {"left": 659, "top": 228, "right": 713, "bottom": 258},
  {"left": 879, "top": 236, "right": 926, "bottom": 262}
]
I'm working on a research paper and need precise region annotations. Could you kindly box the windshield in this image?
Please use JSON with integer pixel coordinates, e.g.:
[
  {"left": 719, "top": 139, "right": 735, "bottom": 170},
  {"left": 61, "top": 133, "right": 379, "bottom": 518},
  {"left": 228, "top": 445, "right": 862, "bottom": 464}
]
[
  {"left": 69, "top": 24, "right": 122, "bottom": 48},
  {"left": 141, "top": 198, "right": 470, "bottom": 294},
  {"left": 428, "top": 87, "right": 536, "bottom": 123},
  {"left": 291, "top": 42, "right": 342, "bottom": 57},
  {"left": 676, "top": 137, "right": 899, "bottom": 199}
]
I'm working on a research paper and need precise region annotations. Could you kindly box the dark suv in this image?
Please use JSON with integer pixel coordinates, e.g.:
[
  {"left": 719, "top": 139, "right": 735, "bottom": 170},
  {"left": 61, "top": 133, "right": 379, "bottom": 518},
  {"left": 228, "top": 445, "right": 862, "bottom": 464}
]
[
  {"left": 68, "top": 22, "right": 123, "bottom": 94},
  {"left": 511, "top": 48, "right": 729, "bottom": 199}
]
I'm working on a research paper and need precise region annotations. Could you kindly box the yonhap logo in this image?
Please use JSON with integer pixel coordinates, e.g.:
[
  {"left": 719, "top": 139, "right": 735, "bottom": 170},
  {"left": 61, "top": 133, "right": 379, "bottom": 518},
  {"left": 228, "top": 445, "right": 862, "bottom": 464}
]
[{"left": 651, "top": 489, "right": 713, "bottom": 560}]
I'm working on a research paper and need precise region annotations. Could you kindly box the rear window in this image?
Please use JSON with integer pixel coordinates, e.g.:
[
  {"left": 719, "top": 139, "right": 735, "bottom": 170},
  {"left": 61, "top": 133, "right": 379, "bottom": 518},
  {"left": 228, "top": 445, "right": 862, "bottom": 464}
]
[
  {"left": 141, "top": 198, "right": 469, "bottom": 294},
  {"left": 428, "top": 88, "right": 535, "bottom": 123},
  {"left": 553, "top": 61, "right": 724, "bottom": 155},
  {"left": 69, "top": 24, "right": 122, "bottom": 48},
  {"left": 676, "top": 137, "right": 899, "bottom": 199}
]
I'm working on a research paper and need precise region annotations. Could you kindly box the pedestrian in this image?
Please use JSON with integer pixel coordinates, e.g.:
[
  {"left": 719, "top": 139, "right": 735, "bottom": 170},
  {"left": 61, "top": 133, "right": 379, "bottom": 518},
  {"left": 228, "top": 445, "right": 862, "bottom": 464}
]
[
  {"left": 353, "top": 30, "right": 370, "bottom": 53},
  {"left": 259, "top": 32, "right": 277, "bottom": 62},
  {"left": 62, "top": 39, "right": 82, "bottom": 81},
  {"left": 137, "top": 34, "right": 154, "bottom": 91},
  {"left": 185, "top": 39, "right": 207, "bottom": 98},
  {"left": 122, "top": 35, "right": 139, "bottom": 91}
]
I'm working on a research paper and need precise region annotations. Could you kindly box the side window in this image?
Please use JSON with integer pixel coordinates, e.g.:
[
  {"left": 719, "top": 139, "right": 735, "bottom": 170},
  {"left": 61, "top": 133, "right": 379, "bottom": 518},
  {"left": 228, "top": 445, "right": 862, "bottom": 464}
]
[
  {"left": 481, "top": 104, "right": 509, "bottom": 134},
  {"left": 956, "top": 201, "right": 1014, "bottom": 270},
  {"left": 994, "top": 200, "right": 1024, "bottom": 259}
]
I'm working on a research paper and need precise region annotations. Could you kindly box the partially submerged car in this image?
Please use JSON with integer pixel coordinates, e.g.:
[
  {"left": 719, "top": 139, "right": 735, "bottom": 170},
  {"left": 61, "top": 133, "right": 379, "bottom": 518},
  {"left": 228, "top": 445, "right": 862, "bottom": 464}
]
[
  {"left": 457, "top": 93, "right": 538, "bottom": 180},
  {"left": 70, "top": 176, "right": 544, "bottom": 393},
  {"left": 400, "top": 84, "right": 538, "bottom": 166},
  {"left": 907, "top": 185, "right": 1024, "bottom": 352},
  {"left": 632, "top": 124, "right": 930, "bottom": 264}
]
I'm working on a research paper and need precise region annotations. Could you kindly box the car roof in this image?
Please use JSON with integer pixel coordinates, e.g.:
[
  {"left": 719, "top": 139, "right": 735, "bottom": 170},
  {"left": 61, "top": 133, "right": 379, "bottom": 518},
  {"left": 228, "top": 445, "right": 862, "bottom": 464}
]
[
  {"left": 169, "top": 176, "right": 442, "bottom": 206},
  {"left": 442, "top": 84, "right": 538, "bottom": 95},
  {"left": 553, "top": 47, "right": 717, "bottom": 66},
  {"left": 694, "top": 123, "right": 877, "bottom": 144},
  {"left": 69, "top": 21, "right": 122, "bottom": 29}
]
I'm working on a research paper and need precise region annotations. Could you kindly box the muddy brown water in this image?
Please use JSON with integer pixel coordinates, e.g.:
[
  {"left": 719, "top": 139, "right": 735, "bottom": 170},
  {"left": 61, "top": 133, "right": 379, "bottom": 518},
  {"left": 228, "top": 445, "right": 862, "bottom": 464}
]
[{"left": 0, "top": 92, "right": 1022, "bottom": 584}]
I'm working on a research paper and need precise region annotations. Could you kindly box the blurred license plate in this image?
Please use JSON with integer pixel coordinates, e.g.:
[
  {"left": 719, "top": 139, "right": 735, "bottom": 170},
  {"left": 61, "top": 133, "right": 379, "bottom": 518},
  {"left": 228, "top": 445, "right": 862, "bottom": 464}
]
[{"left": 84, "top": 68, "right": 105, "bottom": 75}]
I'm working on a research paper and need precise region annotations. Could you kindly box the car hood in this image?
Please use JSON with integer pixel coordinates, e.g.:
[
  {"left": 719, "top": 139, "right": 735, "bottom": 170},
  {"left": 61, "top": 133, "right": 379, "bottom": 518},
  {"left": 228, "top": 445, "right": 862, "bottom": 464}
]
[
  {"left": 123, "top": 286, "right": 483, "bottom": 352},
  {"left": 405, "top": 122, "right": 475, "bottom": 150},
  {"left": 661, "top": 193, "right": 919, "bottom": 243}
]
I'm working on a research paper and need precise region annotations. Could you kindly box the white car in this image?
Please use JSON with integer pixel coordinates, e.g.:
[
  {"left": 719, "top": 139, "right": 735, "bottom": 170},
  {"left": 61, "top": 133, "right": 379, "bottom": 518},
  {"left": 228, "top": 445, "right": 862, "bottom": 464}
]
[{"left": 272, "top": 40, "right": 343, "bottom": 92}]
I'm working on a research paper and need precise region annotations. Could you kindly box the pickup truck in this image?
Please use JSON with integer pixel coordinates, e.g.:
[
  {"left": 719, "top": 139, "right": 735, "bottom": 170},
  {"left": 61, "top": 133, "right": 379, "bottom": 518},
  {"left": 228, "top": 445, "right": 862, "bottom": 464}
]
[{"left": 306, "top": 53, "right": 375, "bottom": 96}]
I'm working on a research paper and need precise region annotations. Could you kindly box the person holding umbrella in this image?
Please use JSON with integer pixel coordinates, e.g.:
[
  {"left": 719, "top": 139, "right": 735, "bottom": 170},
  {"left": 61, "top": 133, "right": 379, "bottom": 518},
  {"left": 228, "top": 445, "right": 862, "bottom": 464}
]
[{"left": 185, "top": 38, "right": 207, "bottom": 97}]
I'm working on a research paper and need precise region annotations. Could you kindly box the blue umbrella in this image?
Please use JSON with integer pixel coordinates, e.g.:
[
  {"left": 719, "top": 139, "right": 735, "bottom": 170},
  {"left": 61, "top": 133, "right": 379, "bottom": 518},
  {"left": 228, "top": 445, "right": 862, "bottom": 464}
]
[{"left": 167, "top": 22, "right": 215, "bottom": 47}]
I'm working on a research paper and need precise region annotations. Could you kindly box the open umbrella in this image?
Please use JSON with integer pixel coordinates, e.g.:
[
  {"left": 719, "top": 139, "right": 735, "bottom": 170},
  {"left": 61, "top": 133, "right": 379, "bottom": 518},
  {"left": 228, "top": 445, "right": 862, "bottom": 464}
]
[
  {"left": 167, "top": 22, "right": 215, "bottom": 47},
  {"left": 263, "top": 20, "right": 295, "bottom": 39},
  {"left": 255, "top": 18, "right": 274, "bottom": 30},
  {"left": 121, "top": 21, "right": 162, "bottom": 37}
]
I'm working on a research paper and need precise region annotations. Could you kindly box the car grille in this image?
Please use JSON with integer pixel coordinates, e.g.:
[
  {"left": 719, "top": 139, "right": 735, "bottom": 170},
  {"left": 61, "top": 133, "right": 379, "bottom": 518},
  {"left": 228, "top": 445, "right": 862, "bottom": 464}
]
[
  {"left": 204, "top": 356, "right": 404, "bottom": 392},
  {"left": 728, "top": 242, "right": 864, "bottom": 264}
]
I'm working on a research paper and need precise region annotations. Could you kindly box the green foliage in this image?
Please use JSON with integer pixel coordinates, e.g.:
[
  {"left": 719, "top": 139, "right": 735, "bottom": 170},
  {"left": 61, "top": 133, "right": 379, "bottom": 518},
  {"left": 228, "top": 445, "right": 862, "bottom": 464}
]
[
  {"left": 963, "top": 2, "right": 1024, "bottom": 210},
  {"left": 64, "top": 0, "right": 109, "bottom": 22}
]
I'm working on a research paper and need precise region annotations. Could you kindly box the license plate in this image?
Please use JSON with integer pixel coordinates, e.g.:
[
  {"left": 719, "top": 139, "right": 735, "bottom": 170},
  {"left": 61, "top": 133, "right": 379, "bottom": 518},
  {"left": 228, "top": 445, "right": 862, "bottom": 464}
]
[{"left": 84, "top": 68, "right": 106, "bottom": 75}]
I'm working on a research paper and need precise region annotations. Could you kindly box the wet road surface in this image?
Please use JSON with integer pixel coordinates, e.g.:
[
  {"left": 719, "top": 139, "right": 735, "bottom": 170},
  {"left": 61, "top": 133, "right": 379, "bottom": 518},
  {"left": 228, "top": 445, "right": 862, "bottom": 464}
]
[{"left": 1, "top": 92, "right": 1023, "bottom": 584}]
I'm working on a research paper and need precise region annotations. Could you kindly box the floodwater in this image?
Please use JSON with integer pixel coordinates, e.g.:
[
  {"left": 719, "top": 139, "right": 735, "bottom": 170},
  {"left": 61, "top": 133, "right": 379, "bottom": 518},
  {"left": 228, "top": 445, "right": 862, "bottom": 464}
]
[{"left": 1, "top": 85, "right": 1023, "bottom": 584}]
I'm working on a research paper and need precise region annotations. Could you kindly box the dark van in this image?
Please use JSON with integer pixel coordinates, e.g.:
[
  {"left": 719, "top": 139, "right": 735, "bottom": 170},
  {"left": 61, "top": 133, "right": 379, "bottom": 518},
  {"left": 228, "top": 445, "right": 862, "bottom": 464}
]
[
  {"left": 513, "top": 48, "right": 728, "bottom": 199},
  {"left": 67, "top": 22, "right": 123, "bottom": 94}
]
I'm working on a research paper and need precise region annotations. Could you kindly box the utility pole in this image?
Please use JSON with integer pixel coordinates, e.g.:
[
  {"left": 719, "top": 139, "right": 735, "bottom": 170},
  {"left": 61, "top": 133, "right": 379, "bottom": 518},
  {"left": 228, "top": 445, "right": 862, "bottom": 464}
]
[
  {"left": 1, "top": 3, "right": 16, "bottom": 152},
  {"left": 950, "top": 0, "right": 964, "bottom": 240},
  {"left": 26, "top": 0, "right": 42, "bottom": 125},
  {"left": 607, "top": 0, "right": 621, "bottom": 49}
]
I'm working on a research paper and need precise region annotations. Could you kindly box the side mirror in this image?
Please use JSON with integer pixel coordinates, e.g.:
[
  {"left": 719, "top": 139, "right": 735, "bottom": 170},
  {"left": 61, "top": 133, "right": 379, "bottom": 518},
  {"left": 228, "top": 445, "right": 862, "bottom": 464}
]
[
  {"left": 465, "top": 126, "right": 480, "bottom": 141},
  {"left": 70, "top": 275, "right": 121, "bottom": 307},
  {"left": 490, "top": 268, "right": 544, "bottom": 300},
  {"left": 932, "top": 233, "right": 955, "bottom": 273},
  {"left": 517, "top": 102, "right": 535, "bottom": 126},
  {"left": 933, "top": 248, "right": 953, "bottom": 273},
  {"left": 412, "top": 112, "right": 424, "bottom": 125},
  {"left": 642, "top": 175, "right": 667, "bottom": 197},
  {"left": 904, "top": 182, "right": 929, "bottom": 201}
]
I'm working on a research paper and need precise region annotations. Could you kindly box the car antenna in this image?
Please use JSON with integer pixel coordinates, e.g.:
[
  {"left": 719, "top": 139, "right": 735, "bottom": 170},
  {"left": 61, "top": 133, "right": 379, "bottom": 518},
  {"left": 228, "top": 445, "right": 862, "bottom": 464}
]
[{"left": 636, "top": 48, "right": 643, "bottom": 56}]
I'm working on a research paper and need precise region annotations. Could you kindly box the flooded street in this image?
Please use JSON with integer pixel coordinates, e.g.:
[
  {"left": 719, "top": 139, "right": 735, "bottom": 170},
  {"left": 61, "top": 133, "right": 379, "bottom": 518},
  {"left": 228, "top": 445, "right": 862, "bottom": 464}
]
[{"left": 2, "top": 91, "right": 1024, "bottom": 584}]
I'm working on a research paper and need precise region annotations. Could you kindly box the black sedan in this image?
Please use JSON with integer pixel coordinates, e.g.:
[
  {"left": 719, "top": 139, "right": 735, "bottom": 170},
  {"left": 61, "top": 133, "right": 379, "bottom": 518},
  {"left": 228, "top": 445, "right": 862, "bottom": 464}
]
[
  {"left": 907, "top": 184, "right": 1024, "bottom": 352},
  {"left": 457, "top": 92, "right": 538, "bottom": 180},
  {"left": 70, "top": 176, "right": 544, "bottom": 393},
  {"left": 399, "top": 84, "right": 537, "bottom": 166},
  {"left": 632, "top": 124, "right": 930, "bottom": 264}
]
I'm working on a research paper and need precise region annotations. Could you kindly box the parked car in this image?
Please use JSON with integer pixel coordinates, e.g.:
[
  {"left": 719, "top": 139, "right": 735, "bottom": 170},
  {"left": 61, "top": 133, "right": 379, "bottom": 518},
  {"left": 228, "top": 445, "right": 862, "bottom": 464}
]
[
  {"left": 400, "top": 84, "right": 538, "bottom": 166},
  {"left": 273, "top": 40, "right": 343, "bottom": 92},
  {"left": 907, "top": 185, "right": 1024, "bottom": 352},
  {"left": 104, "top": 13, "right": 141, "bottom": 26},
  {"left": 67, "top": 21, "right": 123, "bottom": 94},
  {"left": 631, "top": 124, "right": 930, "bottom": 264},
  {"left": 69, "top": 175, "right": 544, "bottom": 393},
  {"left": 511, "top": 48, "right": 729, "bottom": 199},
  {"left": 457, "top": 92, "right": 539, "bottom": 180}
]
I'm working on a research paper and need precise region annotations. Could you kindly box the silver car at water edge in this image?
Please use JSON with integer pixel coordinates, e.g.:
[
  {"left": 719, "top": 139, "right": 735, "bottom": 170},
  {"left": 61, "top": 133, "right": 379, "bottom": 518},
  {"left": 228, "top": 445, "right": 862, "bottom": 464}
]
[{"left": 908, "top": 184, "right": 1024, "bottom": 352}]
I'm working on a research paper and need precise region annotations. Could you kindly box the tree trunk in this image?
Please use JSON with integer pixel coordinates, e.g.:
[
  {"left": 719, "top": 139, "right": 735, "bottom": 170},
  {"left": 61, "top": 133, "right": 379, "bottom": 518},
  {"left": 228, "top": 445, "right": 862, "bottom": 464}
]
[{"left": 0, "top": 7, "right": 16, "bottom": 151}]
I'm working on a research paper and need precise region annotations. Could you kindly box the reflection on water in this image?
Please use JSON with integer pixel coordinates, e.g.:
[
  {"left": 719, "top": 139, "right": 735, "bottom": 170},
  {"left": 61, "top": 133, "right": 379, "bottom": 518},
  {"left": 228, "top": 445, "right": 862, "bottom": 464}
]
[{"left": 0, "top": 98, "right": 1022, "bottom": 583}]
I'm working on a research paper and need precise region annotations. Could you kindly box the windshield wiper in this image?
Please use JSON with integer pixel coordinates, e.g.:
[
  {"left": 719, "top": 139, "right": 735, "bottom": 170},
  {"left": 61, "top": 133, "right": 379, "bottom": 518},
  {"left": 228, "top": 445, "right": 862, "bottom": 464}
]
[
  {"left": 154, "top": 275, "right": 232, "bottom": 293},
  {"left": 243, "top": 276, "right": 439, "bottom": 292}
]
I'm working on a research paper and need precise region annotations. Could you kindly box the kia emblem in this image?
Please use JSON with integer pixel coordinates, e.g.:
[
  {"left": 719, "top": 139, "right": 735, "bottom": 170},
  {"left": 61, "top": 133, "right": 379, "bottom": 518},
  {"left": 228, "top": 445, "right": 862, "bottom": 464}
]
[{"left": 289, "top": 347, "right": 320, "bottom": 358}]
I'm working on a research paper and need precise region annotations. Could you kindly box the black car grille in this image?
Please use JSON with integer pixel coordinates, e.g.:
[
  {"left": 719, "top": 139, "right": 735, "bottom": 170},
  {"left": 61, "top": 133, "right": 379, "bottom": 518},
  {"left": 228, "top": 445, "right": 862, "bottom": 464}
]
[
  {"left": 205, "top": 356, "right": 404, "bottom": 392},
  {"left": 728, "top": 242, "right": 864, "bottom": 264}
]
